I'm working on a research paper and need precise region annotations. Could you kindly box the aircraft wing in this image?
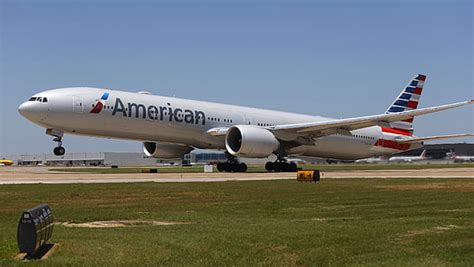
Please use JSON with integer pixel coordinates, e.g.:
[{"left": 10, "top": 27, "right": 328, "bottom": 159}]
[
  {"left": 270, "top": 100, "right": 472, "bottom": 137},
  {"left": 396, "top": 134, "right": 473, "bottom": 143}
]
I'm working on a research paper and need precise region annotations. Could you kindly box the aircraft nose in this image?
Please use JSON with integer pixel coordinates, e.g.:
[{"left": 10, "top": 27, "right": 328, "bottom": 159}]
[
  {"left": 18, "top": 102, "right": 31, "bottom": 117},
  {"left": 18, "top": 101, "right": 42, "bottom": 121}
]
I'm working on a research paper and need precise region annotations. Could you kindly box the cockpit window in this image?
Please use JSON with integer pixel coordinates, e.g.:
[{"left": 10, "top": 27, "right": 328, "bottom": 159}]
[{"left": 28, "top": 96, "right": 48, "bottom": 103}]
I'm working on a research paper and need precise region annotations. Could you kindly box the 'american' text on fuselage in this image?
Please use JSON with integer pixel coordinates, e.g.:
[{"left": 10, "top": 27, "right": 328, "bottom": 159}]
[{"left": 111, "top": 98, "right": 206, "bottom": 125}]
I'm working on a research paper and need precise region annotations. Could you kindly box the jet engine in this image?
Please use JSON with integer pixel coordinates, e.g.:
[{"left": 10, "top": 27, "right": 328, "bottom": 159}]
[
  {"left": 225, "top": 125, "right": 280, "bottom": 158},
  {"left": 143, "top": 142, "right": 193, "bottom": 159}
]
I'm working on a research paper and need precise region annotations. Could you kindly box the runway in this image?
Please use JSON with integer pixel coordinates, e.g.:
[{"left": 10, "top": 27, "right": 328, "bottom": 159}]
[{"left": 0, "top": 167, "right": 472, "bottom": 184}]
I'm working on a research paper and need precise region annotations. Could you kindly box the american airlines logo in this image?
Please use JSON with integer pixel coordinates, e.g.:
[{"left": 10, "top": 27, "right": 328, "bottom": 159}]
[
  {"left": 90, "top": 92, "right": 110, "bottom": 113},
  {"left": 111, "top": 97, "right": 207, "bottom": 125}
]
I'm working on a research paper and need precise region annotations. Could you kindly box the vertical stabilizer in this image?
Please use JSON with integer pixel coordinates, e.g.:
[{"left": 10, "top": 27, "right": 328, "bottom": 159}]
[
  {"left": 420, "top": 149, "right": 427, "bottom": 158},
  {"left": 384, "top": 74, "right": 427, "bottom": 136}
]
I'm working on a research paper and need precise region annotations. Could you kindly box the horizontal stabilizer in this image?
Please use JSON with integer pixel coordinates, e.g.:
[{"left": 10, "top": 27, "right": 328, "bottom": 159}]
[{"left": 397, "top": 134, "right": 473, "bottom": 143}]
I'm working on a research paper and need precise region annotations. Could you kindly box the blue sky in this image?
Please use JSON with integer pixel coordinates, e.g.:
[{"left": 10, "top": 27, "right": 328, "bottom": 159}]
[{"left": 1, "top": 0, "right": 472, "bottom": 155}]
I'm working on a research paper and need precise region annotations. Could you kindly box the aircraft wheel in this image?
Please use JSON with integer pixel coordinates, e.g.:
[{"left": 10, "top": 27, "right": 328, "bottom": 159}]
[
  {"left": 277, "top": 162, "right": 286, "bottom": 172},
  {"left": 265, "top": 162, "right": 274, "bottom": 172},
  {"left": 239, "top": 163, "right": 248, "bottom": 173},
  {"left": 217, "top": 162, "right": 225, "bottom": 172},
  {"left": 283, "top": 163, "right": 289, "bottom": 172},
  {"left": 281, "top": 163, "right": 290, "bottom": 172},
  {"left": 230, "top": 163, "right": 239, "bottom": 172},
  {"left": 222, "top": 162, "right": 232, "bottom": 172},
  {"left": 53, "top": 146, "right": 65, "bottom": 156},
  {"left": 289, "top": 162, "right": 298, "bottom": 172}
]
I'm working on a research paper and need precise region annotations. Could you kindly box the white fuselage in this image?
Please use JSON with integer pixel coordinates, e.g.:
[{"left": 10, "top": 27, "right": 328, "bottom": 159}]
[{"left": 18, "top": 87, "right": 422, "bottom": 160}]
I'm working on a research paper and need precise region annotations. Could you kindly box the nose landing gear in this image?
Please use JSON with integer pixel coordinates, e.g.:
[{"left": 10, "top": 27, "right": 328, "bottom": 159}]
[
  {"left": 47, "top": 129, "right": 66, "bottom": 156},
  {"left": 53, "top": 137, "right": 66, "bottom": 156}
]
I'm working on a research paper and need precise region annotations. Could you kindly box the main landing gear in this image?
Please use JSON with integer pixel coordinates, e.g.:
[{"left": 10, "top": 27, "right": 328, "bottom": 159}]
[
  {"left": 265, "top": 158, "right": 298, "bottom": 172},
  {"left": 217, "top": 153, "right": 248, "bottom": 172},
  {"left": 47, "top": 129, "right": 66, "bottom": 156}
]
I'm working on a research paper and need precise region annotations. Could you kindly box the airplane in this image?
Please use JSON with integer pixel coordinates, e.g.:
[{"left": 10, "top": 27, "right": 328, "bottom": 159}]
[
  {"left": 0, "top": 159, "right": 14, "bottom": 166},
  {"left": 389, "top": 149, "right": 427, "bottom": 163},
  {"left": 354, "top": 157, "right": 388, "bottom": 164},
  {"left": 446, "top": 150, "right": 474, "bottom": 162},
  {"left": 18, "top": 74, "right": 473, "bottom": 172}
]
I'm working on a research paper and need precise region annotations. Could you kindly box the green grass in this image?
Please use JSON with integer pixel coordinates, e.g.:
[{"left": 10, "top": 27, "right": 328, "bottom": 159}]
[
  {"left": 0, "top": 179, "right": 473, "bottom": 266},
  {"left": 49, "top": 162, "right": 474, "bottom": 174}
]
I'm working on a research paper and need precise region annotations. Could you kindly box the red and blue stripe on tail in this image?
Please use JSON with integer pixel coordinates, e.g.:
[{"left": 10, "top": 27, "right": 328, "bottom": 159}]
[{"left": 383, "top": 74, "right": 426, "bottom": 136}]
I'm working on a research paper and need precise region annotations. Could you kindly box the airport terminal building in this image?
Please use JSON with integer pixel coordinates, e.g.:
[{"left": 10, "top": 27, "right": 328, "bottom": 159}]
[
  {"left": 1, "top": 151, "right": 257, "bottom": 167},
  {"left": 2, "top": 143, "right": 472, "bottom": 166},
  {"left": 3, "top": 152, "right": 157, "bottom": 167}
]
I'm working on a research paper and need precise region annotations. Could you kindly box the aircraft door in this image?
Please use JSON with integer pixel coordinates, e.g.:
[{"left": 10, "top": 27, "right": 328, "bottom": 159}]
[
  {"left": 242, "top": 114, "right": 252, "bottom": 125},
  {"left": 73, "top": 96, "right": 84, "bottom": 113}
]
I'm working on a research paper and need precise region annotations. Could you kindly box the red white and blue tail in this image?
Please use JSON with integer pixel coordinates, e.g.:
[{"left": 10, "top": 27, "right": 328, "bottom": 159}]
[{"left": 384, "top": 74, "right": 427, "bottom": 136}]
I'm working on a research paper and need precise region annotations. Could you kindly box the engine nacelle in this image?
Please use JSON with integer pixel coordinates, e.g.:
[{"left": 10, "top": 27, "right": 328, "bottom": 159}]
[
  {"left": 143, "top": 142, "right": 193, "bottom": 159},
  {"left": 225, "top": 125, "right": 279, "bottom": 158}
]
